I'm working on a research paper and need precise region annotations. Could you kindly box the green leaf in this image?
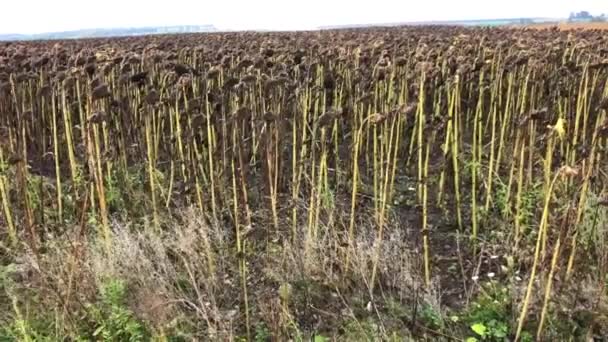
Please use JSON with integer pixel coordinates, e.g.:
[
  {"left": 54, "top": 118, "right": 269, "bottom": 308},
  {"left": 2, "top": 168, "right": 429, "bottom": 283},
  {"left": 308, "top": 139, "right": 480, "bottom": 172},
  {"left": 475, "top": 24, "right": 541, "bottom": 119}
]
[
  {"left": 314, "top": 336, "right": 328, "bottom": 342},
  {"left": 494, "top": 329, "right": 507, "bottom": 338},
  {"left": 471, "top": 323, "right": 487, "bottom": 337},
  {"left": 465, "top": 338, "right": 479, "bottom": 342}
]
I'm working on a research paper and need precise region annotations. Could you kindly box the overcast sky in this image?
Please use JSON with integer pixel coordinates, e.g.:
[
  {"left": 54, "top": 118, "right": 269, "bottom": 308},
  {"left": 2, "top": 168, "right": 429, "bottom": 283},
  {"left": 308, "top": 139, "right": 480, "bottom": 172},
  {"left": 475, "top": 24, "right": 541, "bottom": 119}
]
[{"left": 1, "top": 0, "right": 606, "bottom": 34}]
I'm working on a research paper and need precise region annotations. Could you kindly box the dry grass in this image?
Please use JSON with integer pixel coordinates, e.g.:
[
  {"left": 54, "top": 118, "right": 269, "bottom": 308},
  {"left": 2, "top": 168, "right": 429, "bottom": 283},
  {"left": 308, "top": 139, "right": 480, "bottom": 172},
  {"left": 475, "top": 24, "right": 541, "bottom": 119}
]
[{"left": 3, "top": 208, "right": 442, "bottom": 340}]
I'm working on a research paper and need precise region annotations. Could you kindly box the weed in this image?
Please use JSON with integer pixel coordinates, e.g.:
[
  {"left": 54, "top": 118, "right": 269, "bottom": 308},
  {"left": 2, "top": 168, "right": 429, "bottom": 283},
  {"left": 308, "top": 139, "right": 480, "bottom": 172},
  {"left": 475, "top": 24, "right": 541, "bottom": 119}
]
[
  {"left": 86, "top": 279, "right": 149, "bottom": 341},
  {"left": 420, "top": 302, "right": 444, "bottom": 330}
]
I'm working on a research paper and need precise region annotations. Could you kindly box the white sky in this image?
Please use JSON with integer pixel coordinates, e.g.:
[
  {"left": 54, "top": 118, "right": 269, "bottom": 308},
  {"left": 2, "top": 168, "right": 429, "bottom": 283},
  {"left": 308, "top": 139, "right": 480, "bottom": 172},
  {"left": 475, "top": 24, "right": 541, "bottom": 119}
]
[{"left": 1, "top": 0, "right": 606, "bottom": 34}]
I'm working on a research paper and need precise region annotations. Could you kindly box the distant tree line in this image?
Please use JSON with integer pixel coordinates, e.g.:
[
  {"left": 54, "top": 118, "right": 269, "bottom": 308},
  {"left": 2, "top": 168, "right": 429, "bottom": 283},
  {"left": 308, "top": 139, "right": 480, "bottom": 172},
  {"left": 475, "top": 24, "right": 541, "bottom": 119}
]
[{"left": 569, "top": 11, "right": 606, "bottom": 22}]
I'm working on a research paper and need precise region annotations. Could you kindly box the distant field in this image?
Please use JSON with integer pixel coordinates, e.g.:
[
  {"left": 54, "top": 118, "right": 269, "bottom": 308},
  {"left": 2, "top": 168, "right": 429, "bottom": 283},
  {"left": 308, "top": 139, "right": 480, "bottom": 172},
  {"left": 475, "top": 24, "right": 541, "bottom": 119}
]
[{"left": 527, "top": 21, "right": 608, "bottom": 30}]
